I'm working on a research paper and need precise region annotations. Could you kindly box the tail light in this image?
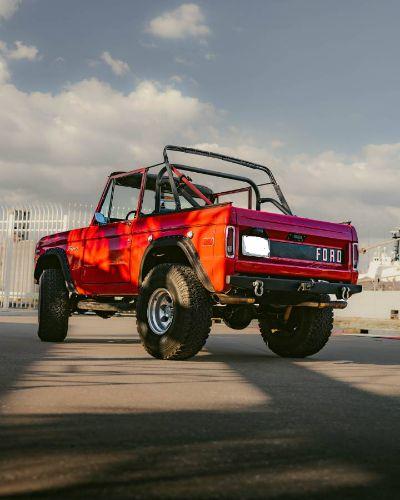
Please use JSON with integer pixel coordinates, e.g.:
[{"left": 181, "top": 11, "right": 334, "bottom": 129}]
[
  {"left": 352, "top": 243, "right": 359, "bottom": 270},
  {"left": 225, "top": 226, "right": 236, "bottom": 258}
]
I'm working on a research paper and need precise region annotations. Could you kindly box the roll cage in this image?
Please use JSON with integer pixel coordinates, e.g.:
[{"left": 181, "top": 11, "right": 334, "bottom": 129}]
[
  {"left": 162, "top": 145, "right": 292, "bottom": 215},
  {"left": 95, "top": 145, "right": 292, "bottom": 221}
]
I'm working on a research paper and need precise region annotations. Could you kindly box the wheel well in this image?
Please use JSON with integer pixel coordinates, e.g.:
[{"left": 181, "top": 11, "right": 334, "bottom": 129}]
[
  {"left": 34, "top": 250, "right": 76, "bottom": 293},
  {"left": 35, "top": 254, "right": 62, "bottom": 280},
  {"left": 141, "top": 245, "right": 190, "bottom": 282}
]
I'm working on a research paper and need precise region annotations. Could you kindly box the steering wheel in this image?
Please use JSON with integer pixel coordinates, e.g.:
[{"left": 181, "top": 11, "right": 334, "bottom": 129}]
[{"left": 125, "top": 210, "right": 137, "bottom": 221}]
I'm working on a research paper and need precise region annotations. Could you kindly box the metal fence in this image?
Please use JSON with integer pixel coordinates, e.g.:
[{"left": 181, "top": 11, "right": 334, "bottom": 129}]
[{"left": 0, "top": 204, "right": 93, "bottom": 309}]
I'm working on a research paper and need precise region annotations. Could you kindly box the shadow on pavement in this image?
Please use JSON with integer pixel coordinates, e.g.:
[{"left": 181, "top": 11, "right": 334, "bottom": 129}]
[
  {"left": 0, "top": 322, "right": 52, "bottom": 401},
  {"left": 0, "top": 328, "right": 399, "bottom": 498}
]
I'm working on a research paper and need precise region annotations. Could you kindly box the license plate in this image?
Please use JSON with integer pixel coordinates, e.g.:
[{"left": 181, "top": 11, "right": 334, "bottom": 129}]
[{"left": 315, "top": 247, "right": 342, "bottom": 264}]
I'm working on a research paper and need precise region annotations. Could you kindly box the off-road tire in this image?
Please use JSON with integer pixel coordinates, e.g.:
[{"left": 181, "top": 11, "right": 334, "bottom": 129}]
[
  {"left": 259, "top": 304, "right": 334, "bottom": 358},
  {"left": 136, "top": 264, "right": 212, "bottom": 360},
  {"left": 38, "top": 268, "right": 69, "bottom": 342}
]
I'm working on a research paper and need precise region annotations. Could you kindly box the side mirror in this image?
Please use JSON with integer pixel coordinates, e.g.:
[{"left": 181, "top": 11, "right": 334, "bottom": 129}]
[{"left": 94, "top": 212, "right": 107, "bottom": 225}]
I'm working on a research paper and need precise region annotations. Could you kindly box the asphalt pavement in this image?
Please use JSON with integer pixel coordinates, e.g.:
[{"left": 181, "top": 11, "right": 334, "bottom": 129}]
[{"left": 0, "top": 314, "right": 399, "bottom": 499}]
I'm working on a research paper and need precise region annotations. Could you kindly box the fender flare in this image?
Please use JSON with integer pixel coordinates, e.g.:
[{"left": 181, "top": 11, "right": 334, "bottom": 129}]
[
  {"left": 139, "top": 236, "right": 215, "bottom": 292},
  {"left": 34, "top": 248, "right": 76, "bottom": 293}
]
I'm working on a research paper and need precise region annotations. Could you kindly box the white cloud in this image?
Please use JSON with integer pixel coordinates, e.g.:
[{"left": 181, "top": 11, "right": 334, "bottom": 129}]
[
  {"left": 0, "top": 0, "right": 21, "bottom": 20},
  {"left": 169, "top": 74, "right": 198, "bottom": 87},
  {"left": 100, "top": 51, "right": 130, "bottom": 76},
  {"left": 0, "top": 54, "right": 10, "bottom": 82},
  {"left": 5, "top": 40, "right": 39, "bottom": 60},
  {"left": 0, "top": 77, "right": 217, "bottom": 206},
  {"left": 146, "top": 3, "right": 210, "bottom": 40},
  {"left": 188, "top": 141, "right": 400, "bottom": 242},
  {"left": 280, "top": 147, "right": 400, "bottom": 242},
  {"left": 0, "top": 67, "right": 397, "bottom": 241},
  {"left": 271, "top": 139, "right": 284, "bottom": 149},
  {"left": 170, "top": 75, "right": 183, "bottom": 83},
  {"left": 174, "top": 56, "right": 191, "bottom": 65}
]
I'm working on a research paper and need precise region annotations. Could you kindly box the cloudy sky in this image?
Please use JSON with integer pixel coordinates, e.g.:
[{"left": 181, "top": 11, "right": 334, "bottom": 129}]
[{"left": 0, "top": 0, "right": 399, "bottom": 243}]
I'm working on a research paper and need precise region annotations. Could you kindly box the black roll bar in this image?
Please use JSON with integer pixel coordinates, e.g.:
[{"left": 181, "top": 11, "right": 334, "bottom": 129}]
[
  {"left": 153, "top": 163, "right": 291, "bottom": 214},
  {"left": 163, "top": 145, "right": 292, "bottom": 215},
  {"left": 172, "top": 164, "right": 263, "bottom": 211}
]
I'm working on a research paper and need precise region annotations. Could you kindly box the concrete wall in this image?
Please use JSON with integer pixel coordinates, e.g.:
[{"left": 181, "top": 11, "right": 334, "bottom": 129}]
[{"left": 336, "top": 291, "right": 400, "bottom": 319}]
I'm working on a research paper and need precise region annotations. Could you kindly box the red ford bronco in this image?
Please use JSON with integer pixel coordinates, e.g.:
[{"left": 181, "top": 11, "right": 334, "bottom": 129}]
[{"left": 34, "top": 146, "right": 361, "bottom": 360}]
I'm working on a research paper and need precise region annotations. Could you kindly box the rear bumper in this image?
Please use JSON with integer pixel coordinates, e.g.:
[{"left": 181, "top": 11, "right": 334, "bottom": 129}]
[{"left": 227, "top": 275, "right": 362, "bottom": 300}]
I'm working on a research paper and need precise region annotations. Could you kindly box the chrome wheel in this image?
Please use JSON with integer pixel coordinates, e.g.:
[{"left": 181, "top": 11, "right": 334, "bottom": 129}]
[{"left": 147, "top": 288, "right": 175, "bottom": 335}]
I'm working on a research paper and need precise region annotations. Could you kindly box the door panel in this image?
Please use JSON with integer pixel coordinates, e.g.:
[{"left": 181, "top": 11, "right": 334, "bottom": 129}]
[{"left": 82, "top": 222, "right": 132, "bottom": 284}]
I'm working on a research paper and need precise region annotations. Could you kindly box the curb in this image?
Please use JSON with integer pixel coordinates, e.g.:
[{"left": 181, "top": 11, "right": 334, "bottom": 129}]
[{"left": 334, "top": 329, "right": 400, "bottom": 340}]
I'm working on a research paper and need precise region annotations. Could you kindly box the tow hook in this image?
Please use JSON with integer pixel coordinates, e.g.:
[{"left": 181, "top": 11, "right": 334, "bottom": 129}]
[
  {"left": 253, "top": 280, "right": 264, "bottom": 297},
  {"left": 341, "top": 286, "right": 351, "bottom": 300},
  {"left": 298, "top": 280, "right": 315, "bottom": 292}
]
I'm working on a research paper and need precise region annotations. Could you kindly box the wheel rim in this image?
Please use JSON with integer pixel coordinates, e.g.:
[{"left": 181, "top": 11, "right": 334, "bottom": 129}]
[{"left": 147, "top": 288, "right": 175, "bottom": 335}]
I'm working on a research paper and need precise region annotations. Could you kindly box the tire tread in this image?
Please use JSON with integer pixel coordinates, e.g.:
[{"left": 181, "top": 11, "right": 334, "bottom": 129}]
[
  {"left": 136, "top": 264, "right": 211, "bottom": 360},
  {"left": 38, "top": 268, "right": 69, "bottom": 342},
  {"left": 259, "top": 305, "right": 334, "bottom": 358}
]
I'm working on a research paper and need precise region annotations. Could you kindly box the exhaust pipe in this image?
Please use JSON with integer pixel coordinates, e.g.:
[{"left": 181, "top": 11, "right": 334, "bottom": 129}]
[
  {"left": 214, "top": 294, "right": 256, "bottom": 305},
  {"left": 294, "top": 300, "right": 347, "bottom": 309}
]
